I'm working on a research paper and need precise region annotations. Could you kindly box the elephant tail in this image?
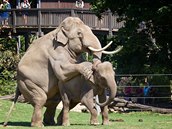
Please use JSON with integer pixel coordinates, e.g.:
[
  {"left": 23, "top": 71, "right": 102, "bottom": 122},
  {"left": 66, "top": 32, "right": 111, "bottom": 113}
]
[{"left": 3, "top": 86, "right": 21, "bottom": 127}]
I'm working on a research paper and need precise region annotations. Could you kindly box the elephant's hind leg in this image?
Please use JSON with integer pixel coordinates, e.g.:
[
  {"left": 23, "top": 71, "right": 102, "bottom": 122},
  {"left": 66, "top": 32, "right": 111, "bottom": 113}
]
[
  {"left": 18, "top": 79, "right": 47, "bottom": 127},
  {"left": 43, "top": 98, "right": 61, "bottom": 126}
]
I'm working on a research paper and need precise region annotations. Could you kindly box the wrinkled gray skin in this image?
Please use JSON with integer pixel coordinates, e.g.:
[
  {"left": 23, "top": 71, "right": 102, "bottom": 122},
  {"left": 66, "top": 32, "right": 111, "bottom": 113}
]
[
  {"left": 52, "top": 61, "right": 117, "bottom": 126},
  {"left": 15, "top": 17, "right": 103, "bottom": 127}
]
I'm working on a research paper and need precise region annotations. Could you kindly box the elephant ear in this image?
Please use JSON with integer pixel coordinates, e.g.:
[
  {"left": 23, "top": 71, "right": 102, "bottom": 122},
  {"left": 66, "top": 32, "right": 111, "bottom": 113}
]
[{"left": 55, "top": 27, "right": 68, "bottom": 45}]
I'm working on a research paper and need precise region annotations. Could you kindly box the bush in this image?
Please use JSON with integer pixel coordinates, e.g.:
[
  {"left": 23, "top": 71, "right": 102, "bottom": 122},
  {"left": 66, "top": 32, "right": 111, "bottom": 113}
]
[
  {"left": 0, "top": 37, "right": 24, "bottom": 96},
  {"left": 0, "top": 51, "right": 19, "bottom": 95}
]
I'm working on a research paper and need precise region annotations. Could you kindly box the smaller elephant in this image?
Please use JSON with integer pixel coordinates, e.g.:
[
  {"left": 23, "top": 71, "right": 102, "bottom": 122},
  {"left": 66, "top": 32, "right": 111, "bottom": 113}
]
[{"left": 55, "top": 61, "right": 117, "bottom": 126}]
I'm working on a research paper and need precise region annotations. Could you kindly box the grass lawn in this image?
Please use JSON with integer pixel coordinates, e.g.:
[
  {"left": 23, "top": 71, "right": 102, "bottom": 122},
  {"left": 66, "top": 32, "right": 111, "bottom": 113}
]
[{"left": 0, "top": 100, "right": 172, "bottom": 129}]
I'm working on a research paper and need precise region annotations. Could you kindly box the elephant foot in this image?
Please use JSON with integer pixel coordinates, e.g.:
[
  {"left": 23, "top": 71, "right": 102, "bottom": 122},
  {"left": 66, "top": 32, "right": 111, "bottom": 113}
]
[
  {"left": 57, "top": 120, "right": 62, "bottom": 125},
  {"left": 31, "top": 122, "right": 44, "bottom": 127},
  {"left": 62, "top": 122, "right": 70, "bottom": 126},
  {"left": 90, "top": 122, "right": 100, "bottom": 126},
  {"left": 102, "top": 120, "right": 109, "bottom": 125},
  {"left": 57, "top": 113, "right": 63, "bottom": 125},
  {"left": 90, "top": 119, "right": 99, "bottom": 125},
  {"left": 43, "top": 119, "right": 55, "bottom": 126}
]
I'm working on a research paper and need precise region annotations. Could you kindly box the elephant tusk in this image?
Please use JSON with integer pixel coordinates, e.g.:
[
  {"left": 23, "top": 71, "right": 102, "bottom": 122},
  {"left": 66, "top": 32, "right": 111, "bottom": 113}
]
[
  {"left": 88, "top": 41, "right": 113, "bottom": 52},
  {"left": 102, "top": 45, "right": 123, "bottom": 54}
]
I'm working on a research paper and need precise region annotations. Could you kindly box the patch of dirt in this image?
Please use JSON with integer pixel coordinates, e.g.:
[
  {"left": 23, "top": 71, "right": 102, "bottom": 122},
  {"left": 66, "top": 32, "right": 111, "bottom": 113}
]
[{"left": 57, "top": 102, "right": 87, "bottom": 112}]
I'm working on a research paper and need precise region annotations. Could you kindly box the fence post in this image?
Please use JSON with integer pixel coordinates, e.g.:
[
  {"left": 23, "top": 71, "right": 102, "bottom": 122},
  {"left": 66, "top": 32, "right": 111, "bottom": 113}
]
[
  {"left": 12, "top": 10, "right": 16, "bottom": 33},
  {"left": 16, "top": 35, "right": 21, "bottom": 55},
  {"left": 108, "top": 9, "right": 113, "bottom": 36},
  {"left": 71, "top": 9, "right": 75, "bottom": 17},
  {"left": 24, "top": 33, "right": 29, "bottom": 51},
  {"left": 37, "top": 9, "right": 43, "bottom": 37}
]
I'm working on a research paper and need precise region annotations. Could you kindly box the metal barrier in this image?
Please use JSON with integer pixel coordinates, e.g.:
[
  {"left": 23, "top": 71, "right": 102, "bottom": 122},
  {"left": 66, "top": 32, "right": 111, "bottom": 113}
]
[
  {"left": 0, "top": 73, "right": 171, "bottom": 104},
  {"left": 115, "top": 74, "right": 172, "bottom": 106}
]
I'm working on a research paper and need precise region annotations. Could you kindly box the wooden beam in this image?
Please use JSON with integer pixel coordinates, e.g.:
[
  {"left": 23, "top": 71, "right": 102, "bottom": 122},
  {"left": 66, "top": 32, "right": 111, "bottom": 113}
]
[{"left": 108, "top": 9, "right": 113, "bottom": 36}]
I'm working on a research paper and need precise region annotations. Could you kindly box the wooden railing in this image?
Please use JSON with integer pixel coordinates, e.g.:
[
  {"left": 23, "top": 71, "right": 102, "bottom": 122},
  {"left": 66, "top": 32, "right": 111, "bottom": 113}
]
[{"left": 0, "top": 8, "right": 124, "bottom": 35}]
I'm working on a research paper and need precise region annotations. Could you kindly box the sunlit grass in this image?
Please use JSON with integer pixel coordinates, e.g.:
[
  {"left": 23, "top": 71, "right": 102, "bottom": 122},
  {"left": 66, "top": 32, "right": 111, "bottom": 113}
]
[{"left": 0, "top": 100, "right": 172, "bottom": 129}]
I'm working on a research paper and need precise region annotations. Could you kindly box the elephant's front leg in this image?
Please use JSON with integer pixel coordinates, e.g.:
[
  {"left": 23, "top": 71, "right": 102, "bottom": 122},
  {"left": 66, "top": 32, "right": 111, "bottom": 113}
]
[
  {"left": 98, "top": 91, "right": 109, "bottom": 125},
  {"left": 82, "top": 90, "right": 99, "bottom": 125},
  {"left": 49, "top": 57, "right": 93, "bottom": 82},
  {"left": 57, "top": 102, "right": 70, "bottom": 126},
  {"left": 62, "top": 97, "right": 70, "bottom": 126},
  {"left": 59, "top": 82, "right": 70, "bottom": 126},
  {"left": 83, "top": 101, "right": 99, "bottom": 125},
  {"left": 57, "top": 102, "right": 78, "bottom": 125},
  {"left": 100, "top": 106, "right": 109, "bottom": 125}
]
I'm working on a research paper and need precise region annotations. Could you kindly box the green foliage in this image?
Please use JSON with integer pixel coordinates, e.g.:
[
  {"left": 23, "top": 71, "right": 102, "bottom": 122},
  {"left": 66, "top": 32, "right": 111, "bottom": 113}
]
[
  {"left": 0, "top": 51, "right": 18, "bottom": 95},
  {"left": 90, "top": 0, "right": 172, "bottom": 101},
  {"left": 91, "top": 0, "right": 172, "bottom": 74},
  {"left": 0, "top": 37, "right": 25, "bottom": 96}
]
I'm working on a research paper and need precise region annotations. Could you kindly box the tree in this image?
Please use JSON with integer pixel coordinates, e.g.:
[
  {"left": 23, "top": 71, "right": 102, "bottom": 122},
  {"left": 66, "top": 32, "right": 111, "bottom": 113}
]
[
  {"left": 91, "top": 0, "right": 172, "bottom": 74},
  {"left": 0, "top": 35, "right": 30, "bottom": 95}
]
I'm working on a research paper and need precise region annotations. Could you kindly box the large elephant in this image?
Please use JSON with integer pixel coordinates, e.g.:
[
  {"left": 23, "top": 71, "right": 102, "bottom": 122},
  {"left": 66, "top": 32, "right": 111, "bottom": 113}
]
[
  {"left": 4, "top": 17, "right": 122, "bottom": 127},
  {"left": 55, "top": 61, "right": 117, "bottom": 126}
]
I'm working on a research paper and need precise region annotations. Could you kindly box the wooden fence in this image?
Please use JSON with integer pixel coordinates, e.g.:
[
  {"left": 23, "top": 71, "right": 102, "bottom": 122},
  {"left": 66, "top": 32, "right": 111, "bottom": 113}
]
[{"left": 0, "top": 8, "right": 124, "bottom": 35}]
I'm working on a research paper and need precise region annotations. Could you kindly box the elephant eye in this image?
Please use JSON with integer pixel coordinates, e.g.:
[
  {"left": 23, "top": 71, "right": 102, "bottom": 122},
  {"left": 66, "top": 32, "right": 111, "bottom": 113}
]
[
  {"left": 77, "top": 31, "right": 83, "bottom": 38},
  {"left": 100, "top": 77, "right": 107, "bottom": 85},
  {"left": 101, "top": 76, "right": 106, "bottom": 81}
]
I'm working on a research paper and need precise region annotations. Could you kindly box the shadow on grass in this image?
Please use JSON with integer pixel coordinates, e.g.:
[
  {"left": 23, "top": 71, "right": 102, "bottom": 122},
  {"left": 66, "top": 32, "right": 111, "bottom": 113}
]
[
  {"left": 0, "top": 122, "right": 91, "bottom": 127},
  {"left": 0, "top": 121, "right": 30, "bottom": 127},
  {"left": 71, "top": 123, "right": 90, "bottom": 126}
]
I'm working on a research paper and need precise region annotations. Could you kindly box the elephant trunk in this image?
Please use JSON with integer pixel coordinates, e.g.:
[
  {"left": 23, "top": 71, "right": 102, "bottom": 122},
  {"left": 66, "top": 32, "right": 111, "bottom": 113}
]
[{"left": 96, "top": 80, "right": 117, "bottom": 107}]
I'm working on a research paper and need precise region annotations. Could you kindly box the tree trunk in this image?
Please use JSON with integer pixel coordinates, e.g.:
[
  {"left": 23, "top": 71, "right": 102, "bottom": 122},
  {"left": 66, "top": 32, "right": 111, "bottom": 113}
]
[
  {"left": 0, "top": 94, "right": 26, "bottom": 103},
  {"left": 109, "top": 98, "right": 172, "bottom": 114}
]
